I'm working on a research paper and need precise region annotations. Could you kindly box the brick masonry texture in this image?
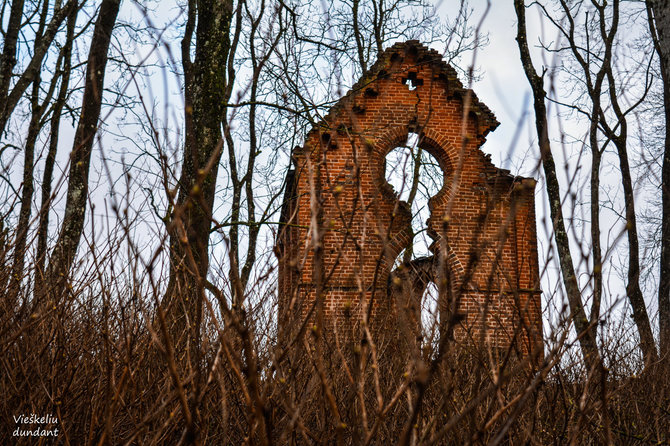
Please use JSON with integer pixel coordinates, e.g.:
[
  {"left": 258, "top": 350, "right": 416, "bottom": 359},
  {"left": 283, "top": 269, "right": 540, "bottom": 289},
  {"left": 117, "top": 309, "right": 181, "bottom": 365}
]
[{"left": 277, "top": 41, "right": 542, "bottom": 354}]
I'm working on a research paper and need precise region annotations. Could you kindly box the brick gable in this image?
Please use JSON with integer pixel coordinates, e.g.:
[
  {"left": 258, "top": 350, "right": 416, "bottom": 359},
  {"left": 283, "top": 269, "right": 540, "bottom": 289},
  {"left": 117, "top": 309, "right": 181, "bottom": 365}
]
[{"left": 277, "top": 41, "right": 541, "bottom": 355}]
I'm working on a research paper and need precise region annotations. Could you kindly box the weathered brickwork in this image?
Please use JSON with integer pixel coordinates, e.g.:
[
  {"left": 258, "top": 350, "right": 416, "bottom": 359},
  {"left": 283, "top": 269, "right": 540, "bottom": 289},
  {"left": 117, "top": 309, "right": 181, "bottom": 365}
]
[{"left": 277, "top": 41, "right": 542, "bottom": 354}]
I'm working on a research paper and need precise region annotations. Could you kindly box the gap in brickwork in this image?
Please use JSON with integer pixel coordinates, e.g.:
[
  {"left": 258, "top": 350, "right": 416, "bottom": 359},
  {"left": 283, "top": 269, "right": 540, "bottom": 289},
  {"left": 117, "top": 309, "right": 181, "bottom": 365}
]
[
  {"left": 403, "top": 72, "right": 423, "bottom": 90},
  {"left": 421, "top": 281, "right": 440, "bottom": 350},
  {"left": 384, "top": 132, "right": 444, "bottom": 259}
]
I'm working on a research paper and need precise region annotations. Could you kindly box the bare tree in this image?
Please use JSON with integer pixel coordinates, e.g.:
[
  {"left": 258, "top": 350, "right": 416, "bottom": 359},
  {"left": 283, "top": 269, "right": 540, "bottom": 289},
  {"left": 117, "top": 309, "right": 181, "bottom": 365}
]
[
  {"left": 163, "top": 0, "right": 233, "bottom": 323},
  {"left": 9, "top": 0, "right": 79, "bottom": 300},
  {"left": 47, "top": 0, "right": 121, "bottom": 288},
  {"left": 646, "top": 0, "right": 670, "bottom": 360},
  {"left": 514, "top": 0, "right": 602, "bottom": 367},
  {"left": 538, "top": 0, "right": 658, "bottom": 366},
  {"left": 160, "top": 4, "right": 235, "bottom": 440},
  {"left": 0, "top": 0, "right": 77, "bottom": 136},
  {"left": 35, "top": 6, "right": 78, "bottom": 287}
]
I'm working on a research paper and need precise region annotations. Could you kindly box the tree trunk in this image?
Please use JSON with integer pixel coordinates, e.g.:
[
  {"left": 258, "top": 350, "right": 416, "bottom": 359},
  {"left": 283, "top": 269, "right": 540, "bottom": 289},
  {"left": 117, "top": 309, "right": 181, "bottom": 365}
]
[
  {"left": 647, "top": 0, "right": 670, "bottom": 360},
  {"left": 11, "top": 81, "right": 40, "bottom": 293},
  {"left": 595, "top": 0, "right": 659, "bottom": 366},
  {"left": 609, "top": 128, "right": 658, "bottom": 365},
  {"left": 162, "top": 1, "right": 233, "bottom": 442},
  {"left": 0, "top": 1, "right": 75, "bottom": 135},
  {"left": 0, "top": 0, "right": 25, "bottom": 115},
  {"left": 36, "top": 6, "right": 77, "bottom": 288},
  {"left": 513, "top": 0, "right": 601, "bottom": 367},
  {"left": 11, "top": 0, "right": 56, "bottom": 297},
  {"left": 165, "top": 0, "right": 232, "bottom": 321},
  {"left": 46, "top": 0, "right": 121, "bottom": 288}
]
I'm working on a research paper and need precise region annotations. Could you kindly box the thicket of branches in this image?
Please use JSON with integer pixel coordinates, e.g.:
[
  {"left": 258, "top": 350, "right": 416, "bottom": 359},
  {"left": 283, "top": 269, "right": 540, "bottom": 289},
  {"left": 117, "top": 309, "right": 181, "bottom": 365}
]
[{"left": 1, "top": 0, "right": 670, "bottom": 444}]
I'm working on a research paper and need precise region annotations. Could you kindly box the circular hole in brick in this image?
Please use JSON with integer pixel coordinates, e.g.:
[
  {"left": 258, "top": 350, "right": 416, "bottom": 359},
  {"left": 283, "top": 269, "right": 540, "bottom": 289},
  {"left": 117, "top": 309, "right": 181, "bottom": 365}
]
[{"left": 385, "top": 132, "right": 444, "bottom": 258}]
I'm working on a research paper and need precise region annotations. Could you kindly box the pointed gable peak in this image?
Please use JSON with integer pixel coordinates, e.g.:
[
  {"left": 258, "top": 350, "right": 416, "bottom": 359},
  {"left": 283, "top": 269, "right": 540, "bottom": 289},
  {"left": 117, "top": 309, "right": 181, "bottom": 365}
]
[{"left": 318, "top": 40, "right": 499, "bottom": 139}]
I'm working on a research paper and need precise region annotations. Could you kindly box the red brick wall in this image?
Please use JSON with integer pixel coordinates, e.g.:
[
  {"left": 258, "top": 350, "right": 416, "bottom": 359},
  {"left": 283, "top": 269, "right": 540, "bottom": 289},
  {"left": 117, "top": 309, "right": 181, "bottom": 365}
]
[{"left": 277, "top": 41, "right": 542, "bottom": 354}]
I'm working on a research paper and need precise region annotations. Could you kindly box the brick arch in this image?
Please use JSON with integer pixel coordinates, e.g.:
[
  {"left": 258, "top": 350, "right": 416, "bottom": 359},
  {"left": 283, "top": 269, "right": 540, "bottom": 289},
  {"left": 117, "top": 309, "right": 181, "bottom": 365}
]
[
  {"left": 434, "top": 240, "right": 466, "bottom": 288},
  {"left": 370, "top": 124, "right": 456, "bottom": 208},
  {"left": 394, "top": 240, "right": 464, "bottom": 279},
  {"left": 369, "top": 123, "right": 465, "bottom": 284},
  {"left": 386, "top": 239, "right": 466, "bottom": 304},
  {"left": 415, "top": 128, "right": 456, "bottom": 212},
  {"left": 378, "top": 226, "right": 413, "bottom": 285}
]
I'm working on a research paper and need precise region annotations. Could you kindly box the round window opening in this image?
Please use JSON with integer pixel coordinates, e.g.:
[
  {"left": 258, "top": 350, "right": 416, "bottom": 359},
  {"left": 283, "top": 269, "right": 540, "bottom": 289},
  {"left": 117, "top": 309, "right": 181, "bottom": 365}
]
[{"left": 384, "top": 132, "right": 444, "bottom": 258}]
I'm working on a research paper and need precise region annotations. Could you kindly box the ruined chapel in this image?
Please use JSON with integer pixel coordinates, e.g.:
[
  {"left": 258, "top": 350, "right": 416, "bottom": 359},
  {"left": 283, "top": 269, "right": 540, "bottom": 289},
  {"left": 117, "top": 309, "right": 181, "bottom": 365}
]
[{"left": 277, "top": 41, "right": 542, "bottom": 354}]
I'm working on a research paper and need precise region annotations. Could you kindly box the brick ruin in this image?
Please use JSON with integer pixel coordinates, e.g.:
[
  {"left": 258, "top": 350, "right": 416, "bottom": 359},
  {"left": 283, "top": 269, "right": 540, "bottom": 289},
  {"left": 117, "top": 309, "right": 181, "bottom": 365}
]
[{"left": 277, "top": 41, "right": 542, "bottom": 355}]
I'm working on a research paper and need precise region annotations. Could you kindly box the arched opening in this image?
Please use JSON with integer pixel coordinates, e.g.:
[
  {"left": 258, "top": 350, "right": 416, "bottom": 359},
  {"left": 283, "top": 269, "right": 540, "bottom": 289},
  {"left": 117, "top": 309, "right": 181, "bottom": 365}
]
[
  {"left": 384, "top": 132, "right": 444, "bottom": 258},
  {"left": 385, "top": 132, "right": 445, "bottom": 347},
  {"left": 421, "top": 281, "right": 440, "bottom": 349}
]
